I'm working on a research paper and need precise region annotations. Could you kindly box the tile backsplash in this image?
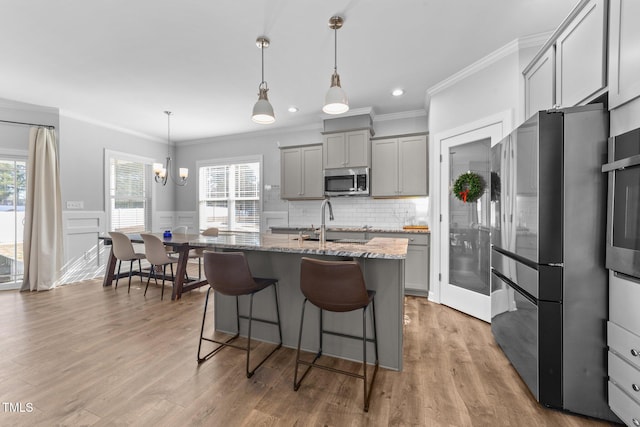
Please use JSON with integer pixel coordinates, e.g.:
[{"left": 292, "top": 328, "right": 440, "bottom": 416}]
[{"left": 287, "top": 197, "right": 429, "bottom": 229}]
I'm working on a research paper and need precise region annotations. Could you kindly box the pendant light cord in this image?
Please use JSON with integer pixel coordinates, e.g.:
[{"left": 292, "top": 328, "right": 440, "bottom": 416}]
[
  {"left": 165, "top": 111, "right": 172, "bottom": 157},
  {"left": 334, "top": 26, "right": 338, "bottom": 73}
]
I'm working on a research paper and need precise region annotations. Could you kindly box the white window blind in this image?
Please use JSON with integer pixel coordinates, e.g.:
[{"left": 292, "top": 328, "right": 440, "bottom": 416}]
[
  {"left": 199, "top": 160, "right": 260, "bottom": 232},
  {"left": 109, "top": 158, "right": 151, "bottom": 233}
]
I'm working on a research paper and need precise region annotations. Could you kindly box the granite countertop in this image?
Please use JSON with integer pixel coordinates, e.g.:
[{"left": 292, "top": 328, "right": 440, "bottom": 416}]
[
  {"left": 270, "top": 226, "right": 430, "bottom": 234},
  {"left": 188, "top": 232, "right": 408, "bottom": 259}
]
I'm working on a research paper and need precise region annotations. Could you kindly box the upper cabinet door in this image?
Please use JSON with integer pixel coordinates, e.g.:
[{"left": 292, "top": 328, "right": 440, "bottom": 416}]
[
  {"left": 524, "top": 48, "right": 555, "bottom": 119},
  {"left": 280, "top": 148, "right": 302, "bottom": 199},
  {"left": 301, "top": 145, "right": 323, "bottom": 198},
  {"left": 608, "top": 0, "right": 640, "bottom": 109},
  {"left": 323, "top": 129, "right": 371, "bottom": 169},
  {"left": 345, "top": 130, "right": 371, "bottom": 168},
  {"left": 398, "top": 135, "right": 428, "bottom": 196},
  {"left": 323, "top": 133, "right": 346, "bottom": 169},
  {"left": 371, "top": 138, "right": 399, "bottom": 197},
  {"left": 555, "top": 0, "right": 607, "bottom": 107}
]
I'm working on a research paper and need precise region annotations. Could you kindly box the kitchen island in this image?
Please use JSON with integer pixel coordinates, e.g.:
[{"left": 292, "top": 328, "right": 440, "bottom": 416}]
[{"left": 190, "top": 232, "right": 408, "bottom": 370}]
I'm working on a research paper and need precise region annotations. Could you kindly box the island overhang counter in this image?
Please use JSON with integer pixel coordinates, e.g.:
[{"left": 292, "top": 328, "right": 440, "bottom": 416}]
[{"left": 191, "top": 233, "right": 408, "bottom": 371}]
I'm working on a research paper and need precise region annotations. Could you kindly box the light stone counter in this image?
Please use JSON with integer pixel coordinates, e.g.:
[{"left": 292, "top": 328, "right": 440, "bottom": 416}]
[
  {"left": 188, "top": 232, "right": 408, "bottom": 259},
  {"left": 194, "top": 232, "right": 407, "bottom": 371}
]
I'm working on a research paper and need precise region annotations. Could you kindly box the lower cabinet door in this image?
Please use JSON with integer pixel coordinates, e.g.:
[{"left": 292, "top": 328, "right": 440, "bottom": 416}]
[{"left": 405, "top": 243, "right": 429, "bottom": 294}]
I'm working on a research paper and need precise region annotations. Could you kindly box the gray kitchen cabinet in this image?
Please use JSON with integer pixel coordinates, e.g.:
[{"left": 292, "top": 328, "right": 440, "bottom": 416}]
[
  {"left": 608, "top": 0, "right": 640, "bottom": 109},
  {"left": 371, "top": 134, "right": 428, "bottom": 197},
  {"left": 323, "top": 129, "right": 371, "bottom": 169},
  {"left": 524, "top": 47, "right": 555, "bottom": 119},
  {"left": 325, "top": 230, "right": 366, "bottom": 241},
  {"left": 368, "top": 231, "right": 430, "bottom": 296},
  {"left": 523, "top": 0, "right": 607, "bottom": 119},
  {"left": 608, "top": 272, "right": 640, "bottom": 423},
  {"left": 280, "top": 144, "right": 323, "bottom": 200},
  {"left": 555, "top": 0, "right": 607, "bottom": 108}
]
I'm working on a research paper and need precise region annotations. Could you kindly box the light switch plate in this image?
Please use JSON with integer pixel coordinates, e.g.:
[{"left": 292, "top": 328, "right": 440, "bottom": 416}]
[{"left": 66, "top": 201, "right": 84, "bottom": 209}]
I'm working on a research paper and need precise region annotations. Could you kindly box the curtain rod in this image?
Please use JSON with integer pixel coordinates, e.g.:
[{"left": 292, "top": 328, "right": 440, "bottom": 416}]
[{"left": 0, "top": 119, "right": 55, "bottom": 129}]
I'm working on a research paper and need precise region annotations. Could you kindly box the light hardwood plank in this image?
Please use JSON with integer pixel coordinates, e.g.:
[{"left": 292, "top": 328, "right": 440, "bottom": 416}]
[{"left": 0, "top": 275, "right": 617, "bottom": 426}]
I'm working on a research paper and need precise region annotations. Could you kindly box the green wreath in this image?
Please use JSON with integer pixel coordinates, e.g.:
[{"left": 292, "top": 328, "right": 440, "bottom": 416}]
[{"left": 453, "top": 172, "right": 485, "bottom": 203}]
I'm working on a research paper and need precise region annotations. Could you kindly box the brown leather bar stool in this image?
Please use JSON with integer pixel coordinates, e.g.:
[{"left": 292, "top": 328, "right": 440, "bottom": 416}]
[
  {"left": 197, "top": 251, "right": 282, "bottom": 378},
  {"left": 294, "top": 257, "right": 379, "bottom": 412}
]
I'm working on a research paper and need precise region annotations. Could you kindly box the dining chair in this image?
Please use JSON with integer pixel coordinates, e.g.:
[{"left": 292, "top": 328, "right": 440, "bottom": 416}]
[
  {"left": 141, "top": 233, "right": 179, "bottom": 300},
  {"left": 293, "top": 257, "right": 379, "bottom": 412},
  {"left": 197, "top": 251, "right": 282, "bottom": 378},
  {"left": 108, "top": 231, "right": 146, "bottom": 293},
  {"left": 191, "top": 227, "right": 219, "bottom": 279}
]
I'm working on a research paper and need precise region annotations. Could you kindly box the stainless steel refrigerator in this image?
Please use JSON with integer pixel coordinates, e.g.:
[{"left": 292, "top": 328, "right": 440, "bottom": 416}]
[{"left": 490, "top": 104, "right": 617, "bottom": 421}]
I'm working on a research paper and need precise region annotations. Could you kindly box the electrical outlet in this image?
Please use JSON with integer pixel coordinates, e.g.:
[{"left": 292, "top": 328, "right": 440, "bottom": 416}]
[{"left": 66, "top": 201, "right": 84, "bottom": 209}]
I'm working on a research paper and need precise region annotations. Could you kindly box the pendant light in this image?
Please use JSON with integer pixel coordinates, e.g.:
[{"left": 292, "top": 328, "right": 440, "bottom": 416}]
[
  {"left": 252, "top": 36, "right": 275, "bottom": 124},
  {"left": 152, "top": 111, "right": 188, "bottom": 186},
  {"left": 323, "top": 16, "right": 349, "bottom": 115}
]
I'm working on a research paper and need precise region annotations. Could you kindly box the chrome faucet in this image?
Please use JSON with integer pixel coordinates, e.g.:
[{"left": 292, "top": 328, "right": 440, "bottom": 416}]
[{"left": 319, "top": 198, "right": 334, "bottom": 245}]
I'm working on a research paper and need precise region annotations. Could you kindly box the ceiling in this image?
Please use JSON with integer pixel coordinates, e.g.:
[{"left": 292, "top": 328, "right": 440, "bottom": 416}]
[{"left": 0, "top": 0, "right": 578, "bottom": 143}]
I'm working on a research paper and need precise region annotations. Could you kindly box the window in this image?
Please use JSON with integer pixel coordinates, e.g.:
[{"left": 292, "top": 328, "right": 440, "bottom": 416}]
[
  {"left": 198, "top": 157, "right": 261, "bottom": 232},
  {"left": 106, "top": 151, "right": 153, "bottom": 233}
]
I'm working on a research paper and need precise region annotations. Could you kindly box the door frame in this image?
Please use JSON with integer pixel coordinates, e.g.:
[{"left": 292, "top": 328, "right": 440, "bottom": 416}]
[
  {"left": 429, "top": 110, "right": 512, "bottom": 322},
  {"left": 0, "top": 148, "right": 28, "bottom": 290}
]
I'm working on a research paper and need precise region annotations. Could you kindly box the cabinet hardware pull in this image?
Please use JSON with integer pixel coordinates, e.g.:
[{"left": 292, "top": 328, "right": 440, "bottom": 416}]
[
  {"left": 633, "top": 384, "right": 640, "bottom": 392},
  {"left": 632, "top": 349, "right": 640, "bottom": 357},
  {"left": 633, "top": 418, "right": 640, "bottom": 427}
]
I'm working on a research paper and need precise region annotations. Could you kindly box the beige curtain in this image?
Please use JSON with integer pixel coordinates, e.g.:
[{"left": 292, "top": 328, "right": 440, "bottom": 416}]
[{"left": 21, "top": 127, "right": 63, "bottom": 291}]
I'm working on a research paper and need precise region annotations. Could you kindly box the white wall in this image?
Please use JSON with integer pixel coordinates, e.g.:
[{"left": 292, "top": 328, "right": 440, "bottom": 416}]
[
  {"left": 59, "top": 114, "right": 173, "bottom": 212},
  {"left": 429, "top": 54, "right": 520, "bottom": 137},
  {"left": 426, "top": 38, "right": 545, "bottom": 300}
]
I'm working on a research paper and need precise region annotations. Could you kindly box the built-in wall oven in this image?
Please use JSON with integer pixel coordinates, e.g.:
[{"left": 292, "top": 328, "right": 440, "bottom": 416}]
[{"left": 602, "top": 127, "right": 640, "bottom": 278}]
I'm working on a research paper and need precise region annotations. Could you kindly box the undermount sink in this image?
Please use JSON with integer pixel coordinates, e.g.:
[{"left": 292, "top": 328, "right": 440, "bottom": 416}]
[{"left": 294, "top": 237, "right": 369, "bottom": 244}]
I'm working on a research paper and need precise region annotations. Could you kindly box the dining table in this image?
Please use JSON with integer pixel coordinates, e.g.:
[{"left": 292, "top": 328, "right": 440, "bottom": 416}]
[{"left": 100, "top": 232, "right": 208, "bottom": 300}]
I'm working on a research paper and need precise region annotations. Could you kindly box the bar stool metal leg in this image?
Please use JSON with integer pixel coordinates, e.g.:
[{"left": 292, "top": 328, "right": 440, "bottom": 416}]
[
  {"left": 197, "top": 282, "right": 282, "bottom": 379},
  {"left": 293, "top": 296, "right": 379, "bottom": 412}
]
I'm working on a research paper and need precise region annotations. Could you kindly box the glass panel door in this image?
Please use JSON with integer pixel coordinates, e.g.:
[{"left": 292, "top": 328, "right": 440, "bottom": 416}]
[
  {"left": 0, "top": 158, "right": 26, "bottom": 290},
  {"left": 448, "top": 139, "right": 491, "bottom": 296}
]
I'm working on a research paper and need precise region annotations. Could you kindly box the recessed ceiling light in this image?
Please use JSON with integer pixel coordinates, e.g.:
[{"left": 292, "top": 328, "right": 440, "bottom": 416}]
[
  {"left": 288, "top": 106, "right": 299, "bottom": 113},
  {"left": 392, "top": 88, "right": 405, "bottom": 97}
]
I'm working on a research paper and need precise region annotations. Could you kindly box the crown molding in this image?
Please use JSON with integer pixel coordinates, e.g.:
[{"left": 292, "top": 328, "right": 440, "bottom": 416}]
[
  {"left": 427, "top": 39, "right": 521, "bottom": 97},
  {"left": 60, "top": 109, "right": 162, "bottom": 142},
  {"left": 180, "top": 120, "right": 324, "bottom": 147},
  {"left": 518, "top": 31, "right": 554, "bottom": 50},
  {"left": 374, "top": 109, "right": 427, "bottom": 122},
  {"left": 319, "top": 106, "right": 376, "bottom": 121}
]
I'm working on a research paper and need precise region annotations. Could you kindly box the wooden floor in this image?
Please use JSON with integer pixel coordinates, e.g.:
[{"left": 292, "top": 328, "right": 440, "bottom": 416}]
[{"left": 0, "top": 274, "right": 618, "bottom": 426}]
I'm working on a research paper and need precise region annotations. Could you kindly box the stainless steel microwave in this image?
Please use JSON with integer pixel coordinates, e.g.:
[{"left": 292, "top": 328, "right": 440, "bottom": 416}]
[{"left": 324, "top": 167, "right": 370, "bottom": 196}]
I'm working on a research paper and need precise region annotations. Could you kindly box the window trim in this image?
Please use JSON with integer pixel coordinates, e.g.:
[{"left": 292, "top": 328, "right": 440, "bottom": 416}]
[
  {"left": 104, "top": 149, "right": 156, "bottom": 233},
  {"left": 196, "top": 154, "right": 263, "bottom": 233},
  {"left": 0, "top": 151, "right": 28, "bottom": 290}
]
